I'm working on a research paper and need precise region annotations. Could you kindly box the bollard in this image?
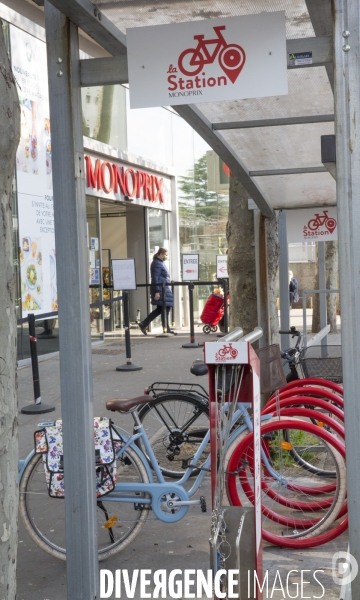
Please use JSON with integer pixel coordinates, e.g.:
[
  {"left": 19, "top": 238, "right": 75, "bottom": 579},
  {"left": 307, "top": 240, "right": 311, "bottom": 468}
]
[
  {"left": 171, "top": 282, "right": 175, "bottom": 328},
  {"left": 217, "top": 278, "right": 229, "bottom": 337},
  {"left": 182, "top": 282, "right": 198, "bottom": 348},
  {"left": 157, "top": 281, "right": 170, "bottom": 337},
  {"left": 21, "top": 313, "right": 55, "bottom": 414},
  {"left": 116, "top": 292, "right": 142, "bottom": 371}
]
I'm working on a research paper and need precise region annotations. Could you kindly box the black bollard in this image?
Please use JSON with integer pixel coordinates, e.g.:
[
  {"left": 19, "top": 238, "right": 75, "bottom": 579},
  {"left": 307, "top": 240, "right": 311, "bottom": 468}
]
[
  {"left": 182, "top": 282, "right": 198, "bottom": 348},
  {"left": 21, "top": 313, "right": 55, "bottom": 414},
  {"left": 116, "top": 292, "right": 142, "bottom": 371}
]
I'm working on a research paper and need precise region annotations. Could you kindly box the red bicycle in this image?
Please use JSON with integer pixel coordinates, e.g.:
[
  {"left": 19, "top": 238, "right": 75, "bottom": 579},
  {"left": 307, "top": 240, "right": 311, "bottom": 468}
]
[{"left": 178, "top": 26, "right": 246, "bottom": 78}]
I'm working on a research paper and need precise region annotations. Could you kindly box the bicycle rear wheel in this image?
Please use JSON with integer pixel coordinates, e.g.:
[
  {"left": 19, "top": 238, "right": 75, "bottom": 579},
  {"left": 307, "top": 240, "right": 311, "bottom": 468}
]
[
  {"left": 137, "top": 393, "right": 209, "bottom": 478},
  {"left": 19, "top": 446, "right": 149, "bottom": 561}
]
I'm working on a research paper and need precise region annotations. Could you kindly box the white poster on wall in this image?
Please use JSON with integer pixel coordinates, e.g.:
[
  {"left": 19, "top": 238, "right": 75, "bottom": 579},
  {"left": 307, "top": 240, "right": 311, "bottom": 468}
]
[
  {"left": 112, "top": 259, "right": 137, "bottom": 291},
  {"left": 182, "top": 254, "right": 199, "bottom": 281},
  {"left": 127, "top": 12, "right": 288, "bottom": 108},
  {"left": 10, "top": 25, "right": 57, "bottom": 317},
  {"left": 216, "top": 254, "right": 228, "bottom": 278},
  {"left": 287, "top": 207, "right": 338, "bottom": 243}
]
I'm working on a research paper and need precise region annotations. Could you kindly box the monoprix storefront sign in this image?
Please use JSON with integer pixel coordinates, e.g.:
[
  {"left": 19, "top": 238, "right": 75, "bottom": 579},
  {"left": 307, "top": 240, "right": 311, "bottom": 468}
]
[{"left": 127, "top": 12, "right": 288, "bottom": 108}]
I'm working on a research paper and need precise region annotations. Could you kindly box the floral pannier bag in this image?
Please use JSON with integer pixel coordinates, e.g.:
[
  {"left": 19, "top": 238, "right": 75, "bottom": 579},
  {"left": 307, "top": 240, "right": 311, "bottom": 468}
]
[{"left": 34, "top": 417, "right": 118, "bottom": 498}]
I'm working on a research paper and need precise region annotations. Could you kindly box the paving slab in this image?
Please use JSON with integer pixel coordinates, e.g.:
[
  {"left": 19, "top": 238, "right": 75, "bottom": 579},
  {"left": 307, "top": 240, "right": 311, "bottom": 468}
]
[{"left": 17, "top": 331, "right": 348, "bottom": 599}]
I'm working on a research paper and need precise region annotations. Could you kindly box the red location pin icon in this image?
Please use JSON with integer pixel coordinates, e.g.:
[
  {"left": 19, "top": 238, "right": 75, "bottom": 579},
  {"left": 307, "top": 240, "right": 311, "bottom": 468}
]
[
  {"left": 325, "top": 218, "right": 337, "bottom": 234},
  {"left": 219, "top": 44, "right": 246, "bottom": 83}
]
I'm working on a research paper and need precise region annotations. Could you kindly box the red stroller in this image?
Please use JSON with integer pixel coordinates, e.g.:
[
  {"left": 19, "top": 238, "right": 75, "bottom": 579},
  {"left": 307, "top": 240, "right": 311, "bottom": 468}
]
[{"left": 200, "top": 293, "right": 224, "bottom": 334}]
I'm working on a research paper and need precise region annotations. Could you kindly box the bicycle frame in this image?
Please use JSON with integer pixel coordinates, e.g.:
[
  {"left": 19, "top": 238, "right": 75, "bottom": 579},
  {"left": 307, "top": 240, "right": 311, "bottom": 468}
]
[
  {"left": 103, "top": 403, "right": 276, "bottom": 524},
  {"left": 18, "top": 404, "right": 278, "bottom": 526}
]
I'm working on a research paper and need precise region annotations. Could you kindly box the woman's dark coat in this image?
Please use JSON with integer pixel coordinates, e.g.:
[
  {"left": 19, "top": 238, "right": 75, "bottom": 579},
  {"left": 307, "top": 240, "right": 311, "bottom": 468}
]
[{"left": 150, "top": 256, "right": 174, "bottom": 307}]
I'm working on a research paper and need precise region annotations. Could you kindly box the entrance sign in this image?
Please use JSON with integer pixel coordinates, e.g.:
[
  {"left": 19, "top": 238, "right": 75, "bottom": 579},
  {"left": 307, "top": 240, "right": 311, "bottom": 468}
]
[
  {"left": 182, "top": 254, "right": 199, "bottom": 281},
  {"left": 216, "top": 254, "right": 228, "bottom": 278},
  {"left": 287, "top": 207, "right": 338, "bottom": 242},
  {"left": 127, "top": 13, "right": 287, "bottom": 109},
  {"left": 112, "top": 259, "right": 137, "bottom": 291}
]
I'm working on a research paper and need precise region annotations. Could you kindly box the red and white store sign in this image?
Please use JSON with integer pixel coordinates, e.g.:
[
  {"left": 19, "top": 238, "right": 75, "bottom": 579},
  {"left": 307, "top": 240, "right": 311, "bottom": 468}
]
[
  {"left": 85, "top": 155, "right": 171, "bottom": 210},
  {"left": 127, "top": 13, "right": 287, "bottom": 109}
]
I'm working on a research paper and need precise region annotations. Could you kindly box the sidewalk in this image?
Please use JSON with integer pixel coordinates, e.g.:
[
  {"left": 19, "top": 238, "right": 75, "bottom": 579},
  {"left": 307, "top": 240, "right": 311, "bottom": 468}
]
[{"left": 17, "top": 330, "right": 347, "bottom": 599}]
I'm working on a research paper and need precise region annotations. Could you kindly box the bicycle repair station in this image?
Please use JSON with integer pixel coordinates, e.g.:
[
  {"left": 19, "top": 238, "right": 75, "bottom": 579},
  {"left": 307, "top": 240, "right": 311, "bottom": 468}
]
[{"left": 9, "top": 1, "right": 360, "bottom": 600}]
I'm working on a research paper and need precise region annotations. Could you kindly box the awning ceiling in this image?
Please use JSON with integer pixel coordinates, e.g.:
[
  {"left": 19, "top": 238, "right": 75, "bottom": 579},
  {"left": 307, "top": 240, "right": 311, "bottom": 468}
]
[{"left": 93, "top": 0, "right": 336, "bottom": 211}]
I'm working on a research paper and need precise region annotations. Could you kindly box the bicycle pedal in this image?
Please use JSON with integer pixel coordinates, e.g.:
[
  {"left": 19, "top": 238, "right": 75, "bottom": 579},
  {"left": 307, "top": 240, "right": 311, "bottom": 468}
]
[
  {"left": 182, "top": 458, "right": 190, "bottom": 469},
  {"left": 200, "top": 495, "right": 207, "bottom": 513}
]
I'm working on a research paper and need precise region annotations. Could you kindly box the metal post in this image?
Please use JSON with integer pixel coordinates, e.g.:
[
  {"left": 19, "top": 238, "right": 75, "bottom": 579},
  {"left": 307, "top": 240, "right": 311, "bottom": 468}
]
[
  {"left": 116, "top": 292, "right": 142, "bottom": 371},
  {"left": 278, "top": 210, "right": 290, "bottom": 351},
  {"left": 222, "top": 278, "right": 229, "bottom": 334},
  {"left": 44, "top": 4, "right": 98, "bottom": 597},
  {"left": 334, "top": 0, "right": 360, "bottom": 596},
  {"left": 318, "top": 242, "right": 327, "bottom": 348},
  {"left": 21, "top": 313, "right": 55, "bottom": 414},
  {"left": 182, "top": 282, "right": 198, "bottom": 348},
  {"left": 254, "top": 211, "right": 270, "bottom": 347}
]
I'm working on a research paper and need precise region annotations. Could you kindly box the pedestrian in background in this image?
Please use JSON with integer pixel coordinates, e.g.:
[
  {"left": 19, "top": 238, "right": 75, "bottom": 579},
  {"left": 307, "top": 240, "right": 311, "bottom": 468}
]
[
  {"left": 139, "top": 247, "right": 176, "bottom": 335},
  {"left": 289, "top": 270, "right": 299, "bottom": 308}
]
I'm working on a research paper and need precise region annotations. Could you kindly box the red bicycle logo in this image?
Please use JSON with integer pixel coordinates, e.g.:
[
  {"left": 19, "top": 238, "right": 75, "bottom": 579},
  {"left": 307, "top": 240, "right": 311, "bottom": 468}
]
[
  {"left": 307, "top": 210, "right": 337, "bottom": 234},
  {"left": 215, "top": 343, "right": 238, "bottom": 361},
  {"left": 178, "top": 26, "right": 246, "bottom": 83}
]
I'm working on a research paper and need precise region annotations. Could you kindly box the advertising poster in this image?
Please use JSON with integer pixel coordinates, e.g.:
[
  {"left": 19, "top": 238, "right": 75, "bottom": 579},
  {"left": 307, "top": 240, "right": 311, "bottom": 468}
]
[
  {"left": 10, "top": 25, "right": 57, "bottom": 317},
  {"left": 127, "top": 12, "right": 287, "bottom": 108}
]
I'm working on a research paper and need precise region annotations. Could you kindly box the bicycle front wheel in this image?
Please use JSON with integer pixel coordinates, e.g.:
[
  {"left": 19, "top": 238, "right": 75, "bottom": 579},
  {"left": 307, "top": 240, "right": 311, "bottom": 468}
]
[
  {"left": 137, "top": 393, "right": 209, "bottom": 478},
  {"left": 19, "top": 446, "right": 150, "bottom": 561}
]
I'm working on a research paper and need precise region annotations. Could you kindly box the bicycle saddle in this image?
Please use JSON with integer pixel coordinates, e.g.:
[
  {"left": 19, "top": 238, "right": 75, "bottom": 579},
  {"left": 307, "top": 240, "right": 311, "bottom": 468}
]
[
  {"left": 106, "top": 395, "right": 151, "bottom": 413},
  {"left": 190, "top": 360, "right": 208, "bottom": 377}
]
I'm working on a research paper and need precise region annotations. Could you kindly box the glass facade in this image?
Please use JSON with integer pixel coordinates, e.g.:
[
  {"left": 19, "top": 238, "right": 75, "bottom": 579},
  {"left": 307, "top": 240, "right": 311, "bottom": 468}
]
[{"left": 10, "top": 14, "right": 229, "bottom": 357}]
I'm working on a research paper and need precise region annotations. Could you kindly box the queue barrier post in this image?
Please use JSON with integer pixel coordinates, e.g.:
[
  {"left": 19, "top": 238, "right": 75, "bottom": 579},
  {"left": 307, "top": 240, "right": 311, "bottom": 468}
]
[
  {"left": 21, "top": 313, "right": 56, "bottom": 414},
  {"left": 157, "top": 281, "right": 170, "bottom": 338},
  {"left": 116, "top": 291, "right": 142, "bottom": 372},
  {"left": 182, "top": 282, "right": 198, "bottom": 348}
]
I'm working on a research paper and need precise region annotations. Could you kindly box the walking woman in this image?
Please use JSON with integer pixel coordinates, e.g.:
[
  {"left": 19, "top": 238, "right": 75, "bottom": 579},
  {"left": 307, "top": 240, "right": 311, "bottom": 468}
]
[{"left": 139, "top": 247, "right": 176, "bottom": 334}]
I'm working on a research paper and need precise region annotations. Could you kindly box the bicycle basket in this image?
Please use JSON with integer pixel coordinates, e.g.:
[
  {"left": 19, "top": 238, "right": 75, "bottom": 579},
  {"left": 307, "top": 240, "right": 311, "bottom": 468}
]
[
  {"left": 255, "top": 344, "right": 287, "bottom": 394},
  {"left": 298, "top": 345, "right": 342, "bottom": 383}
]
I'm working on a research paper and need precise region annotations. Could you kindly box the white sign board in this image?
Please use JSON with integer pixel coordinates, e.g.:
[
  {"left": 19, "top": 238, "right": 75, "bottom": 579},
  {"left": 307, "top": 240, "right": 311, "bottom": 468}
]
[
  {"left": 204, "top": 341, "right": 248, "bottom": 364},
  {"left": 11, "top": 25, "right": 57, "bottom": 317},
  {"left": 112, "top": 259, "right": 137, "bottom": 291},
  {"left": 287, "top": 207, "right": 338, "bottom": 243},
  {"left": 216, "top": 254, "right": 228, "bottom": 278},
  {"left": 127, "top": 12, "right": 288, "bottom": 109},
  {"left": 182, "top": 254, "right": 199, "bottom": 281}
]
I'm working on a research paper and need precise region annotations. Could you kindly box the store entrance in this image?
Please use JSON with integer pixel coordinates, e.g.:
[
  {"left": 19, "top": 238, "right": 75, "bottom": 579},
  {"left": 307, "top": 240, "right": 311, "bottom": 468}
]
[{"left": 100, "top": 201, "right": 148, "bottom": 334}]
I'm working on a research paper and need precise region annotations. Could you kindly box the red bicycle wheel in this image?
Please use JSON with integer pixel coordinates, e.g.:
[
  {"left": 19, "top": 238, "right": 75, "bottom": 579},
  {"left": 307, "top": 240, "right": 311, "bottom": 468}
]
[{"left": 226, "top": 418, "right": 347, "bottom": 547}]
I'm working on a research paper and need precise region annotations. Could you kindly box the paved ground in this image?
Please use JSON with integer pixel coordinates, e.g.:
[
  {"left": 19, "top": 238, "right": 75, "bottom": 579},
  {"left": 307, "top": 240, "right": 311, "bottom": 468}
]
[{"left": 17, "top": 330, "right": 347, "bottom": 599}]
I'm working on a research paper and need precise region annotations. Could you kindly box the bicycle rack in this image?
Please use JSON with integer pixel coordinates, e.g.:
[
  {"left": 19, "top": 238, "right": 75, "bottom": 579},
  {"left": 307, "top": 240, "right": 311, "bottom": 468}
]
[{"left": 204, "top": 327, "right": 263, "bottom": 600}]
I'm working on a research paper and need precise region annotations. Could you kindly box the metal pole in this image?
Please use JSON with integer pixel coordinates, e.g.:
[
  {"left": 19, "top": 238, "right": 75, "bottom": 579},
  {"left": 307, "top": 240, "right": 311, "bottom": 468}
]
[
  {"left": 44, "top": 4, "right": 98, "bottom": 597},
  {"left": 318, "top": 242, "right": 327, "bottom": 348},
  {"left": 222, "top": 278, "right": 229, "bottom": 334},
  {"left": 116, "top": 292, "right": 142, "bottom": 371},
  {"left": 278, "top": 210, "right": 290, "bottom": 351},
  {"left": 182, "top": 282, "right": 198, "bottom": 348},
  {"left": 334, "top": 0, "right": 360, "bottom": 595},
  {"left": 21, "top": 314, "right": 55, "bottom": 415}
]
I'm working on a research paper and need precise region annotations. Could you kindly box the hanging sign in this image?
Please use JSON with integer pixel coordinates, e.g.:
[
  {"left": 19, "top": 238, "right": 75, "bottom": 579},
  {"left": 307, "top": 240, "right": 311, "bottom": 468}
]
[
  {"left": 216, "top": 254, "right": 228, "bottom": 278},
  {"left": 182, "top": 254, "right": 199, "bottom": 281},
  {"left": 287, "top": 207, "right": 338, "bottom": 243},
  {"left": 127, "top": 12, "right": 288, "bottom": 108},
  {"left": 112, "top": 259, "right": 137, "bottom": 291}
]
